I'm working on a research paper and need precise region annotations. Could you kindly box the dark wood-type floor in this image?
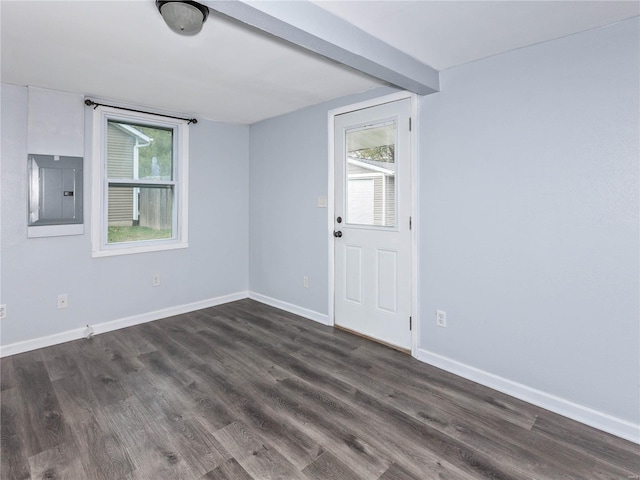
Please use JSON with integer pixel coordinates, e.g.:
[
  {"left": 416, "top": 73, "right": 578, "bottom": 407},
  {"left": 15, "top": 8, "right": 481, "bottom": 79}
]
[{"left": 1, "top": 299, "right": 638, "bottom": 479}]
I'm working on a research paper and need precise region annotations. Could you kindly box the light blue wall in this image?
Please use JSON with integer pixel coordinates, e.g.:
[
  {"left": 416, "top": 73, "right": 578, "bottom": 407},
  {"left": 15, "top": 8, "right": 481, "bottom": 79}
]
[
  {"left": 2, "top": 16, "right": 638, "bottom": 431},
  {"left": 0, "top": 84, "right": 249, "bottom": 345},
  {"left": 249, "top": 87, "right": 398, "bottom": 315},
  {"left": 248, "top": 18, "right": 639, "bottom": 425},
  {"left": 419, "top": 18, "right": 639, "bottom": 423}
]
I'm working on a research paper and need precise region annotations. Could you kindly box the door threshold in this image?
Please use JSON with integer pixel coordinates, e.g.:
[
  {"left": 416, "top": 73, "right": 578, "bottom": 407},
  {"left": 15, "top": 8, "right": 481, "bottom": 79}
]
[{"left": 334, "top": 325, "right": 410, "bottom": 355}]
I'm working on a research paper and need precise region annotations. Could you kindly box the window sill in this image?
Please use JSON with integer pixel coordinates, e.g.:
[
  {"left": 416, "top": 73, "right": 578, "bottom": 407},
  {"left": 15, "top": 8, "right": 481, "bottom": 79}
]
[{"left": 92, "top": 241, "right": 188, "bottom": 258}]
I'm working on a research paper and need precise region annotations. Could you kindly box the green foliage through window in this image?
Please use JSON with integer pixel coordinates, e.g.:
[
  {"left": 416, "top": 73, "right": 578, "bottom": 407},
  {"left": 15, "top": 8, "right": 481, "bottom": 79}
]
[
  {"left": 349, "top": 145, "right": 395, "bottom": 163},
  {"left": 108, "top": 226, "right": 172, "bottom": 243},
  {"left": 137, "top": 126, "right": 173, "bottom": 179}
]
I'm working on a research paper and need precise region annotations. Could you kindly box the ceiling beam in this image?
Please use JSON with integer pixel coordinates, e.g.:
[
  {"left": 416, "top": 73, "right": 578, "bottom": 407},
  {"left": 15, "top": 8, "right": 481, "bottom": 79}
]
[{"left": 203, "top": 0, "right": 440, "bottom": 95}]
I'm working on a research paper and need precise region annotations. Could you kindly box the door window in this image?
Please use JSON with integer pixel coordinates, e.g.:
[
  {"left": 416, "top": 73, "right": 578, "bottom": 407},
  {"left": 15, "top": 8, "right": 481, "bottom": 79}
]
[{"left": 345, "top": 120, "right": 396, "bottom": 227}]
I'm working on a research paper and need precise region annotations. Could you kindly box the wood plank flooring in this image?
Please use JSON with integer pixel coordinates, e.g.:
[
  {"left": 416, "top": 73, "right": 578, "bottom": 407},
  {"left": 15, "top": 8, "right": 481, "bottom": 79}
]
[{"left": 1, "top": 299, "right": 638, "bottom": 479}]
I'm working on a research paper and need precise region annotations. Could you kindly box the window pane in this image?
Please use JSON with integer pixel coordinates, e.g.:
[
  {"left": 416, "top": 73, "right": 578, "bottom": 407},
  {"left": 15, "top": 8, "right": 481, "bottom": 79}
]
[
  {"left": 345, "top": 121, "right": 396, "bottom": 227},
  {"left": 106, "top": 121, "right": 173, "bottom": 180},
  {"left": 107, "top": 185, "right": 173, "bottom": 243}
]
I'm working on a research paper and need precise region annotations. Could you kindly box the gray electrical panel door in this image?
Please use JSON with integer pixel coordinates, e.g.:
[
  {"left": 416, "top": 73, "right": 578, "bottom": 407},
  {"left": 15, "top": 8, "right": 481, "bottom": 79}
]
[{"left": 29, "top": 154, "right": 83, "bottom": 226}]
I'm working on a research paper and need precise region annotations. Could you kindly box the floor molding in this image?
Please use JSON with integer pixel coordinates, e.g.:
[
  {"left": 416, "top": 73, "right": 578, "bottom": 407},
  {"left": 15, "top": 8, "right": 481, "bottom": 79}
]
[
  {"left": 4, "top": 300, "right": 634, "bottom": 477},
  {"left": 415, "top": 348, "right": 640, "bottom": 445},
  {"left": 0, "top": 291, "right": 249, "bottom": 358},
  {"left": 248, "top": 291, "right": 331, "bottom": 326},
  {"left": 3, "top": 292, "right": 636, "bottom": 445}
]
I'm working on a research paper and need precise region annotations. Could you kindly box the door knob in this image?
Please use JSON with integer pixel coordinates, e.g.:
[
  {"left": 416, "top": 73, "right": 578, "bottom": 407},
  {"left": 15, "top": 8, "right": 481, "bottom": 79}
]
[{"left": 333, "top": 230, "right": 342, "bottom": 238}]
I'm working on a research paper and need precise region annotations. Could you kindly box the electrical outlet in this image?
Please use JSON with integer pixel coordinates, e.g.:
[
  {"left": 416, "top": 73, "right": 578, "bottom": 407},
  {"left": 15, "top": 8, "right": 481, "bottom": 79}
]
[
  {"left": 58, "top": 294, "right": 68, "bottom": 309},
  {"left": 303, "top": 276, "right": 309, "bottom": 288},
  {"left": 0, "top": 304, "right": 6, "bottom": 320},
  {"left": 152, "top": 274, "right": 161, "bottom": 287},
  {"left": 436, "top": 309, "right": 447, "bottom": 327}
]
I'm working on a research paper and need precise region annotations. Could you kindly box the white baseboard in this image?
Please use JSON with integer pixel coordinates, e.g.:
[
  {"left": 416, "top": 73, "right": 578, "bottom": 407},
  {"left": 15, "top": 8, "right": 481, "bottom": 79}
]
[
  {"left": 248, "top": 291, "right": 331, "bottom": 326},
  {"left": 0, "top": 291, "right": 249, "bottom": 358},
  {"left": 415, "top": 348, "right": 640, "bottom": 445},
  {"left": 5, "top": 294, "right": 635, "bottom": 445}
]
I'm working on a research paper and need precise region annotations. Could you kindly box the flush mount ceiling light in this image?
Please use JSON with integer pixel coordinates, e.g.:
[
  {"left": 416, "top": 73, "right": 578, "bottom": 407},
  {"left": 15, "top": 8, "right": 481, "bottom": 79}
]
[{"left": 156, "top": 0, "right": 209, "bottom": 35}]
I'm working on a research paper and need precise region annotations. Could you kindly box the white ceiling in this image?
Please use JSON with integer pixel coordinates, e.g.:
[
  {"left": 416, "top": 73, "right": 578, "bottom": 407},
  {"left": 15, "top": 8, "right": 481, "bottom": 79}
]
[
  {"left": 315, "top": 1, "right": 640, "bottom": 71},
  {"left": 2, "top": 1, "right": 638, "bottom": 125}
]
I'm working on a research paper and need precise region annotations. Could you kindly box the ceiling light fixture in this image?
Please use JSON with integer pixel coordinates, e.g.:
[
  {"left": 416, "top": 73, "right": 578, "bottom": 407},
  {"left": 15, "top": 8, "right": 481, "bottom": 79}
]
[{"left": 156, "top": 0, "right": 209, "bottom": 36}]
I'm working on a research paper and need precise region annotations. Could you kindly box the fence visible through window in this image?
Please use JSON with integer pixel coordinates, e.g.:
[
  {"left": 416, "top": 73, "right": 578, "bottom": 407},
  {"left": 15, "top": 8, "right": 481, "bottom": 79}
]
[{"left": 106, "top": 121, "right": 174, "bottom": 243}]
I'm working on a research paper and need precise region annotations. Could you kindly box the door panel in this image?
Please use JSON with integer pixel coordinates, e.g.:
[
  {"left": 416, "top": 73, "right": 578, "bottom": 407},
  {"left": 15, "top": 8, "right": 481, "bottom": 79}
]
[
  {"left": 377, "top": 249, "right": 398, "bottom": 313},
  {"left": 334, "top": 98, "right": 411, "bottom": 350},
  {"left": 345, "top": 245, "right": 363, "bottom": 304}
]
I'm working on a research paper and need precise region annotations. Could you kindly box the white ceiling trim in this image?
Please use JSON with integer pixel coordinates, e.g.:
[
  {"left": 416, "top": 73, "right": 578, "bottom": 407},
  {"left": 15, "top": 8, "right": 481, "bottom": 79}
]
[{"left": 204, "top": 0, "right": 440, "bottom": 94}]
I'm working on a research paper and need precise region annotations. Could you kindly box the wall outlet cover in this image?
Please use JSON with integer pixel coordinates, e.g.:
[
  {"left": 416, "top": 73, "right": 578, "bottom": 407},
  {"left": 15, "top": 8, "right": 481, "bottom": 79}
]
[{"left": 57, "top": 294, "right": 68, "bottom": 309}]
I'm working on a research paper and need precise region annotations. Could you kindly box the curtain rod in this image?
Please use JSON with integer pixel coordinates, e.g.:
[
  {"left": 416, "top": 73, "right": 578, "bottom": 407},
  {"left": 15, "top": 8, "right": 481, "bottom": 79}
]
[{"left": 84, "top": 99, "right": 197, "bottom": 124}]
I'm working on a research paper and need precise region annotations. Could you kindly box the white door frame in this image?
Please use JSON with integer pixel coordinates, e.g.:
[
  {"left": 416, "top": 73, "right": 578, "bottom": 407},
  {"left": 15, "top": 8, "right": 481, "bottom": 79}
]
[{"left": 327, "top": 91, "right": 419, "bottom": 357}]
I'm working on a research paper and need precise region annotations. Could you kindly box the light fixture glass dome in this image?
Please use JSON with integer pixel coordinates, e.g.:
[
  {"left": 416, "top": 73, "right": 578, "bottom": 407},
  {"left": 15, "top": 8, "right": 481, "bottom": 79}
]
[{"left": 157, "top": 1, "right": 209, "bottom": 36}]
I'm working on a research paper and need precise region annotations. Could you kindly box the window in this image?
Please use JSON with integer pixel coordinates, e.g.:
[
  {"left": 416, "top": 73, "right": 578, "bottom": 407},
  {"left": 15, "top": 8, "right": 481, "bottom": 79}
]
[
  {"left": 91, "top": 105, "right": 189, "bottom": 256},
  {"left": 345, "top": 120, "right": 396, "bottom": 227}
]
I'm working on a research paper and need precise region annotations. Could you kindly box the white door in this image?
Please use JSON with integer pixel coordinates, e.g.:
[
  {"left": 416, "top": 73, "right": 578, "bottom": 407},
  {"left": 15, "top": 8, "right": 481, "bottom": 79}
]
[{"left": 334, "top": 98, "right": 412, "bottom": 350}]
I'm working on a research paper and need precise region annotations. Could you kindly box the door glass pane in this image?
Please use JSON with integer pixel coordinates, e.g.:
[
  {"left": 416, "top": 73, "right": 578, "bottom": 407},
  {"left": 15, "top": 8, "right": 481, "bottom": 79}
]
[
  {"left": 106, "top": 121, "right": 173, "bottom": 180},
  {"left": 107, "top": 185, "right": 173, "bottom": 243},
  {"left": 345, "top": 120, "right": 396, "bottom": 227}
]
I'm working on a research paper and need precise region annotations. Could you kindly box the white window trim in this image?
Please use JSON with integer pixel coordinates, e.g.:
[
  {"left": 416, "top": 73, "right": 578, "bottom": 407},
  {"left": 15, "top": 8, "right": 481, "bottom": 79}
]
[{"left": 91, "top": 105, "right": 189, "bottom": 257}]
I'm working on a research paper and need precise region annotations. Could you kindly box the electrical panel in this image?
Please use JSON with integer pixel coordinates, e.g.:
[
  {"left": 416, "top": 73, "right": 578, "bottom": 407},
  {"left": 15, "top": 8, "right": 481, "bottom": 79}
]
[{"left": 28, "top": 154, "right": 83, "bottom": 228}]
